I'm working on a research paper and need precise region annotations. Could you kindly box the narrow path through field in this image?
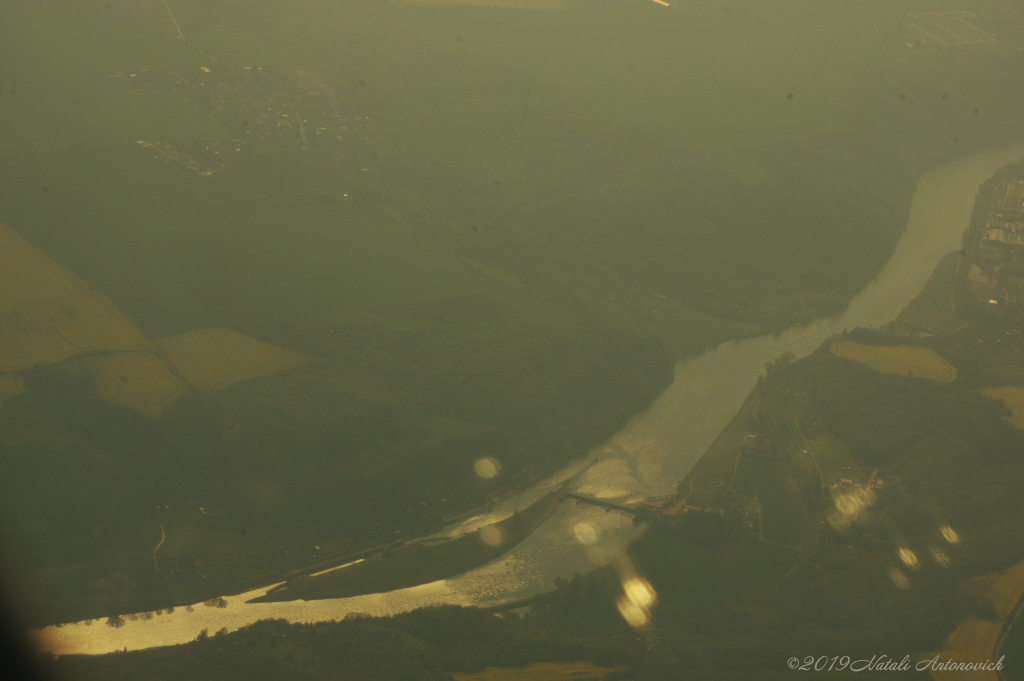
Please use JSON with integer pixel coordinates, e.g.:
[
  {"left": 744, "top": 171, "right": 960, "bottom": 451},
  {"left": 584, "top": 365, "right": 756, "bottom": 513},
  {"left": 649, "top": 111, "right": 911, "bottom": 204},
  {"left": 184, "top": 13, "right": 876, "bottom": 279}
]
[
  {"left": 951, "top": 251, "right": 964, "bottom": 316},
  {"left": 755, "top": 506, "right": 800, "bottom": 552},
  {"left": 152, "top": 525, "right": 165, "bottom": 573},
  {"left": 794, "top": 418, "right": 825, "bottom": 493},
  {"left": 161, "top": 0, "right": 185, "bottom": 40}
]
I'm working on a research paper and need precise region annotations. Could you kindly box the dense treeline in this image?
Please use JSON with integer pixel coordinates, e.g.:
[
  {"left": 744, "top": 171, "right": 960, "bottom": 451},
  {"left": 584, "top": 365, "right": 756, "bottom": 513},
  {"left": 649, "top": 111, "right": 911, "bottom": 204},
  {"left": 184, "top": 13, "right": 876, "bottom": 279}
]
[
  {"left": 46, "top": 309, "right": 1024, "bottom": 678},
  {"left": 0, "top": 299, "right": 669, "bottom": 624},
  {"left": 7, "top": 0, "right": 1024, "bottom": 640},
  {"left": 48, "top": 607, "right": 637, "bottom": 681}
]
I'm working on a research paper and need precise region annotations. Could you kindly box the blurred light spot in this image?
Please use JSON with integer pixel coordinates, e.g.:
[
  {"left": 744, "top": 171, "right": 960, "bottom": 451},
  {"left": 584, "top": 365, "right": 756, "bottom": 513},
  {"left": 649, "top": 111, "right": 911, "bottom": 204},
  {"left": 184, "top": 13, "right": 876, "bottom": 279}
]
[
  {"left": 888, "top": 567, "right": 910, "bottom": 589},
  {"left": 930, "top": 547, "right": 950, "bottom": 567},
  {"left": 474, "top": 458, "right": 501, "bottom": 479},
  {"left": 611, "top": 555, "right": 657, "bottom": 628},
  {"left": 587, "top": 546, "right": 611, "bottom": 565},
  {"left": 479, "top": 525, "right": 503, "bottom": 546},
  {"left": 940, "top": 525, "right": 960, "bottom": 544},
  {"left": 623, "top": 577, "right": 656, "bottom": 608},
  {"left": 573, "top": 523, "right": 598, "bottom": 545},
  {"left": 616, "top": 596, "right": 650, "bottom": 628},
  {"left": 898, "top": 547, "right": 919, "bottom": 569},
  {"left": 827, "top": 488, "right": 875, "bottom": 530}
]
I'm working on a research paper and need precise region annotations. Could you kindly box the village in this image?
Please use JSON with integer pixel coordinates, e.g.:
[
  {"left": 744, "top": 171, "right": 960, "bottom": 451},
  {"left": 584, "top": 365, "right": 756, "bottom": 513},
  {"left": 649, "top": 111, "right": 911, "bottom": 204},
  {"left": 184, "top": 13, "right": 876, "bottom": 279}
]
[
  {"left": 966, "top": 169, "right": 1024, "bottom": 310},
  {"left": 112, "top": 64, "right": 373, "bottom": 180}
]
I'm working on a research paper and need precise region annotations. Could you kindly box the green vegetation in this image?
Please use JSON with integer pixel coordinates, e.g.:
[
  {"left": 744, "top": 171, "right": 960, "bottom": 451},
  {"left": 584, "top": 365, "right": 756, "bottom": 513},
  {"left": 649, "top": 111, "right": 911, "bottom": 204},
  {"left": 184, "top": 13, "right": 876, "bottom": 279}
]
[
  {"left": 47, "top": 147, "right": 1024, "bottom": 681},
  {"left": 735, "top": 456, "right": 804, "bottom": 548},
  {"left": 1001, "top": 618, "right": 1024, "bottom": 681},
  {"left": 188, "top": 25, "right": 300, "bottom": 71},
  {"left": 803, "top": 431, "right": 860, "bottom": 488},
  {"left": 831, "top": 340, "right": 958, "bottom": 382},
  {"left": 4, "top": 0, "right": 1024, "bottom": 642},
  {"left": 0, "top": 2, "right": 228, "bottom": 152},
  {"left": 896, "top": 250, "right": 969, "bottom": 334},
  {"left": 632, "top": 532, "right": 798, "bottom": 613}
]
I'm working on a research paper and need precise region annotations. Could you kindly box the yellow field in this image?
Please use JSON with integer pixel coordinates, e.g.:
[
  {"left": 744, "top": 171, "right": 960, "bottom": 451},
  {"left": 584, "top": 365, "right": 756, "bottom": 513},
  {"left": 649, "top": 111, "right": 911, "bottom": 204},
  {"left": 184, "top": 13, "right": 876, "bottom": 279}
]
[
  {"left": 930, "top": 558, "right": 1024, "bottom": 681},
  {"left": 830, "top": 340, "right": 957, "bottom": 382},
  {"left": 962, "top": 559, "right": 1024, "bottom": 621},
  {"left": 0, "top": 225, "right": 313, "bottom": 417},
  {"left": 980, "top": 386, "right": 1024, "bottom": 430},
  {"left": 83, "top": 352, "right": 189, "bottom": 418},
  {"left": 156, "top": 328, "right": 311, "bottom": 393},
  {"left": 0, "top": 374, "right": 25, "bottom": 407},
  {"left": 930, "top": 618, "right": 1004, "bottom": 681},
  {"left": 452, "top": 662, "right": 623, "bottom": 681},
  {"left": 0, "top": 223, "right": 152, "bottom": 372}
]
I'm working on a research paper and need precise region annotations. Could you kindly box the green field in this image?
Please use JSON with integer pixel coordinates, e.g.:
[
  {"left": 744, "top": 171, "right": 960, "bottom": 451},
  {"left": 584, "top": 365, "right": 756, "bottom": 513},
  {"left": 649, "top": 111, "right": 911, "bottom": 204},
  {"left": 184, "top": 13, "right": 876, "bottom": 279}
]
[
  {"left": 0, "top": 2, "right": 228, "bottom": 152},
  {"left": 0, "top": 146, "right": 509, "bottom": 337},
  {"left": 896, "top": 250, "right": 968, "bottom": 333},
  {"left": 805, "top": 430, "right": 863, "bottom": 487},
  {"left": 273, "top": 0, "right": 1018, "bottom": 180},
  {"left": 631, "top": 531, "right": 798, "bottom": 612},
  {"left": 683, "top": 395, "right": 759, "bottom": 492},
  {"left": 735, "top": 455, "right": 804, "bottom": 548}
]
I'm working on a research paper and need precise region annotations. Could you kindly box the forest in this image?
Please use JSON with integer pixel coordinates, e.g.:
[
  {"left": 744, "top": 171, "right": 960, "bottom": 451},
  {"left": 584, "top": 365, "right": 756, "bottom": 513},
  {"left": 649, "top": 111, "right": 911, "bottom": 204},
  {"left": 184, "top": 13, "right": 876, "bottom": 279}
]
[
  {"left": 45, "top": 286, "right": 1024, "bottom": 679},
  {"left": 4, "top": 0, "right": 1024, "bottom": 650}
]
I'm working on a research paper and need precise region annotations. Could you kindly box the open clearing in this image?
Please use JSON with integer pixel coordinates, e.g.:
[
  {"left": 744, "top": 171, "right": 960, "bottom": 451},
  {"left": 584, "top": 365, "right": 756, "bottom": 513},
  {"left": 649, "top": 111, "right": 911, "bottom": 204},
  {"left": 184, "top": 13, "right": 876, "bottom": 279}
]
[
  {"left": 896, "top": 250, "right": 967, "bottom": 334},
  {"left": 156, "top": 328, "right": 311, "bottom": 393},
  {"left": 633, "top": 530, "right": 798, "bottom": 612},
  {"left": 0, "top": 223, "right": 152, "bottom": 372},
  {"left": 980, "top": 386, "right": 1024, "bottom": 430},
  {"left": 0, "top": 375, "right": 25, "bottom": 407},
  {"left": 83, "top": 351, "right": 189, "bottom": 418},
  {"left": 0, "top": 220, "right": 314, "bottom": 417},
  {"left": 0, "top": 2, "right": 227, "bottom": 152},
  {"left": 831, "top": 340, "right": 957, "bottom": 382},
  {"left": 932, "top": 558, "right": 1024, "bottom": 681}
]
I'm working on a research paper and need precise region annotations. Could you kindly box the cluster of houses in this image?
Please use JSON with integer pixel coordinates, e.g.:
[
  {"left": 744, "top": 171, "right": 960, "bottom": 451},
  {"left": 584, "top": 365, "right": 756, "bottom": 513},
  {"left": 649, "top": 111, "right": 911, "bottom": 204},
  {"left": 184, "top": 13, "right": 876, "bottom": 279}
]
[{"left": 970, "top": 177, "right": 1024, "bottom": 308}]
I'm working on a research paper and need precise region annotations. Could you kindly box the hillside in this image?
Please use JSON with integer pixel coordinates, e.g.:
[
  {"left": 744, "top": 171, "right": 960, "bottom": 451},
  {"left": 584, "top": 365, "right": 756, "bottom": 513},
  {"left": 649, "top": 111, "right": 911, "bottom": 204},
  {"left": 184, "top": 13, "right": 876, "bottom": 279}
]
[
  {"left": 4, "top": 0, "right": 1024, "bottom": 630},
  {"left": 46, "top": 157, "right": 1024, "bottom": 679}
]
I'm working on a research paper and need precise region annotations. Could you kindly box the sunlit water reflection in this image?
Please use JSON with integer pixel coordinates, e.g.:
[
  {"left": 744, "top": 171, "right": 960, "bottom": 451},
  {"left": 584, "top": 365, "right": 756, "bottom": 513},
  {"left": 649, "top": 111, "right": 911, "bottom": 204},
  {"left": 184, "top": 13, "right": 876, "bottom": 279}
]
[{"left": 36, "top": 143, "right": 1024, "bottom": 655}]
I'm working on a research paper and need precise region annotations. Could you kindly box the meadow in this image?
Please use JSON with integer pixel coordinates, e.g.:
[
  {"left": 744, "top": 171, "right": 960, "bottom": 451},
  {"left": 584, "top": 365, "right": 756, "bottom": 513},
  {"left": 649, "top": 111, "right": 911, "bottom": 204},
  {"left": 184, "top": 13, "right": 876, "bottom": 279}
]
[
  {"left": 631, "top": 529, "right": 798, "bottom": 612},
  {"left": 931, "top": 559, "right": 1024, "bottom": 681},
  {"left": 0, "top": 2, "right": 227, "bottom": 153},
  {"left": 734, "top": 455, "right": 805, "bottom": 548},
  {"left": 803, "top": 430, "right": 862, "bottom": 487},
  {"left": 981, "top": 386, "right": 1024, "bottom": 430},
  {"left": 831, "top": 339, "right": 958, "bottom": 382},
  {"left": 896, "top": 250, "right": 969, "bottom": 334},
  {"left": 5, "top": 0, "right": 1024, "bottom": 630}
]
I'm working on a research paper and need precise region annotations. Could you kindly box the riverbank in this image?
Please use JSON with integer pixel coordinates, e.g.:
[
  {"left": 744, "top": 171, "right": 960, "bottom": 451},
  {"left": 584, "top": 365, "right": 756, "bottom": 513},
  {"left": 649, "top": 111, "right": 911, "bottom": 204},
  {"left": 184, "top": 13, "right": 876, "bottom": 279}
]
[{"left": 31, "top": 142, "right": 1024, "bottom": 657}]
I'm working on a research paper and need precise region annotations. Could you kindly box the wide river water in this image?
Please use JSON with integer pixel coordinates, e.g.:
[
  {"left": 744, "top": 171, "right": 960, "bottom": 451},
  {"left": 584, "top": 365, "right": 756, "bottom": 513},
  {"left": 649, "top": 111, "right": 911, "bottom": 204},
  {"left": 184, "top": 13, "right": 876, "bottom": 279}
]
[{"left": 35, "top": 143, "right": 1024, "bottom": 655}]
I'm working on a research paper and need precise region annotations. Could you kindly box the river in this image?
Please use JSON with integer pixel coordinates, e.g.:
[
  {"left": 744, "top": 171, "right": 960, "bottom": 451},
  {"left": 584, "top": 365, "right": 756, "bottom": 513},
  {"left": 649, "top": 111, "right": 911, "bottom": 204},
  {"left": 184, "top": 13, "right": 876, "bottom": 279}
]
[{"left": 34, "top": 143, "right": 1024, "bottom": 655}]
